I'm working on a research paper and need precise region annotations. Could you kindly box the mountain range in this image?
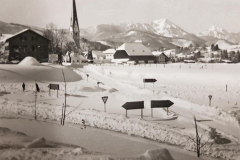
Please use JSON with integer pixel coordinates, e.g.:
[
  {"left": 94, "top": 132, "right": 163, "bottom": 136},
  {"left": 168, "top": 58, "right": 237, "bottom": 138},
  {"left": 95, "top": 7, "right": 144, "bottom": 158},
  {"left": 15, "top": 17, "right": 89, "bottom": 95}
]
[{"left": 1, "top": 19, "right": 240, "bottom": 51}]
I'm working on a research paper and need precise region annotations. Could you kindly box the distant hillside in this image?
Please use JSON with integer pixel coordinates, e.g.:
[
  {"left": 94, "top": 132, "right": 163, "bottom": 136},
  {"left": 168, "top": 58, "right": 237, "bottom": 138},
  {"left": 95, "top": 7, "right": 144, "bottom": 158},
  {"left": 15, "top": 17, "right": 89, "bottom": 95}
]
[
  {"left": 0, "top": 21, "right": 43, "bottom": 34},
  {"left": 214, "top": 39, "right": 235, "bottom": 49}
]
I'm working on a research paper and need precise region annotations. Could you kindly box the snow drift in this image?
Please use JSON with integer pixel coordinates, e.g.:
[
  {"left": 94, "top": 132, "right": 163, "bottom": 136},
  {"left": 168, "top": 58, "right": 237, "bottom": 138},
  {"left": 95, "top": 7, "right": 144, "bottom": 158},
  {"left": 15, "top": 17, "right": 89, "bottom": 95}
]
[{"left": 18, "top": 57, "right": 43, "bottom": 66}]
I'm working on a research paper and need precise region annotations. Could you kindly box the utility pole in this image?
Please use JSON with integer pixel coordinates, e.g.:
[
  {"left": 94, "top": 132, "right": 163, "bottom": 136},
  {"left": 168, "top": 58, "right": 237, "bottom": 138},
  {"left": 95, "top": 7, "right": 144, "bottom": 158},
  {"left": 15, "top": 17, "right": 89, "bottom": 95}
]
[{"left": 34, "top": 80, "right": 37, "bottom": 120}]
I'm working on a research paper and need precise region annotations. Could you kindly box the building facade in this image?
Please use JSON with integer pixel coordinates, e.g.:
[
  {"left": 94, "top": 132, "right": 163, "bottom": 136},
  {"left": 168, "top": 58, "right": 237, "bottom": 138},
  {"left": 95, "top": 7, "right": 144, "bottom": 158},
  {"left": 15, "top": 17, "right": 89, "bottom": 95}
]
[
  {"left": 156, "top": 53, "right": 168, "bottom": 63},
  {"left": 103, "top": 49, "right": 116, "bottom": 60},
  {"left": 5, "top": 29, "right": 50, "bottom": 62}
]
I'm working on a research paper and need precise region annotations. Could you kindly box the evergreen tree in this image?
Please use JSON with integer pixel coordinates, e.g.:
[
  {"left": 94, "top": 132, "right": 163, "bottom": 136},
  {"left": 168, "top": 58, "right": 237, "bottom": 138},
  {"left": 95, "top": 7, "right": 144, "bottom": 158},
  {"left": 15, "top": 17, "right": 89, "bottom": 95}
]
[
  {"left": 87, "top": 50, "right": 93, "bottom": 60},
  {"left": 237, "top": 50, "right": 240, "bottom": 62},
  {"left": 214, "top": 44, "right": 219, "bottom": 51},
  {"left": 211, "top": 44, "right": 214, "bottom": 51}
]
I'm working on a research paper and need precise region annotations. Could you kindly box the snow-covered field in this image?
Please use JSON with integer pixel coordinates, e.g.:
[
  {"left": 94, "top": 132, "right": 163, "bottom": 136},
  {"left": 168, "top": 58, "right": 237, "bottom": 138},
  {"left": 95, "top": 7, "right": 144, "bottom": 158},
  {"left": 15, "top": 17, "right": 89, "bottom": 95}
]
[{"left": 0, "top": 58, "right": 240, "bottom": 160}]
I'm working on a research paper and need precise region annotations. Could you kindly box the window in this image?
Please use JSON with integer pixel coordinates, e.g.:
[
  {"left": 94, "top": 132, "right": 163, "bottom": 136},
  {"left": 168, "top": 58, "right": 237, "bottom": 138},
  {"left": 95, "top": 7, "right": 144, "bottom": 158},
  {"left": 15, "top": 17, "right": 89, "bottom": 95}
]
[
  {"left": 20, "top": 36, "right": 27, "bottom": 41},
  {"left": 32, "top": 36, "right": 39, "bottom": 41},
  {"left": 43, "top": 46, "right": 47, "bottom": 52},
  {"left": 12, "top": 45, "right": 19, "bottom": 52},
  {"left": 21, "top": 45, "right": 27, "bottom": 52},
  {"left": 32, "top": 46, "right": 36, "bottom": 51}
]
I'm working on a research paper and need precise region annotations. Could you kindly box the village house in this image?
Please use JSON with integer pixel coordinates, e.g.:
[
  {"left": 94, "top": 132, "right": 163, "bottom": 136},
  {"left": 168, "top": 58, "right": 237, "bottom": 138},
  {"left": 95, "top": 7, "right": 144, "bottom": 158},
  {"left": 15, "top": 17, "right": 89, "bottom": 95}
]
[
  {"left": 5, "top": 29, "right": 50, "bottom": 62},
  {"left": 92, "top": 50, "right": 105, "bottom": 60},
  {"left": 152, "top": 51, "right": 169, "bottom": 63},
  {"left": 103, "top": 49, "right": 116, "bottom": 60},
  {"left": 156, "top": 53, "right": 168, "bottom": 63}
]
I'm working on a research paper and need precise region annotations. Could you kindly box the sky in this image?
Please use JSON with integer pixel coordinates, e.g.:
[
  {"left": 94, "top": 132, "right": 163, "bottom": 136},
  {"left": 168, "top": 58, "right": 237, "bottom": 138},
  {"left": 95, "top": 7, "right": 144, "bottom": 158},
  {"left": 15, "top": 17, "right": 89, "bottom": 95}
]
[{"left": 1, "top": 0, "right": 240, "bottom": 34}]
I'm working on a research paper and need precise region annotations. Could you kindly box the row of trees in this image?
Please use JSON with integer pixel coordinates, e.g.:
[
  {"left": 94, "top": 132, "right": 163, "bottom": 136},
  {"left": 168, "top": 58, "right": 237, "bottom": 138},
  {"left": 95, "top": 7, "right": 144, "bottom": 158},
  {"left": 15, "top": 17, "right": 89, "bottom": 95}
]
[
  {"left": 210, "top": 44, "right": 220, "bottom": 51},
  {"left": 175, "top": 46, "right": 207, "bottom": 55}
]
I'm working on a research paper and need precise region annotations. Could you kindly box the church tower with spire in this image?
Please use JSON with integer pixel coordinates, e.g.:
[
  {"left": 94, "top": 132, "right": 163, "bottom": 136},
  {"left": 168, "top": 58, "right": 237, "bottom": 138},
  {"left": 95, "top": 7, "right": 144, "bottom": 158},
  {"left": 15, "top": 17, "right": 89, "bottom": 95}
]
[{"left": 70, "top": 0, "right": 80, "bottom": 48}]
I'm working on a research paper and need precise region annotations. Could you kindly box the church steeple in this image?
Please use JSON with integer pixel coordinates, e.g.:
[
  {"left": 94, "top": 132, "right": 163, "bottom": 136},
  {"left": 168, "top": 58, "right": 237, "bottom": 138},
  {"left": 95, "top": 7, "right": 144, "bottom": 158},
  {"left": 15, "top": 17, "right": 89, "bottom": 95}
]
[{"left": 70, "top": 0, "right": 80, "bottom": 48}]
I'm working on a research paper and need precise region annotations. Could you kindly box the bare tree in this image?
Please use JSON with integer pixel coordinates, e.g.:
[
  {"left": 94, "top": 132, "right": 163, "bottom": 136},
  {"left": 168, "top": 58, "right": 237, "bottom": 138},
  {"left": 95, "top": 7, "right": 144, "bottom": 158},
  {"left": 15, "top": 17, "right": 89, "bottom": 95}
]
[
  {"left": 61, "top": 68, "right": 67, "bottom": 125},
  {"left": 185, "top": 116, "right": 214, "bottom": 157},
  {"left": 44, "top": 23, "right": 67, "bottom": 62}
]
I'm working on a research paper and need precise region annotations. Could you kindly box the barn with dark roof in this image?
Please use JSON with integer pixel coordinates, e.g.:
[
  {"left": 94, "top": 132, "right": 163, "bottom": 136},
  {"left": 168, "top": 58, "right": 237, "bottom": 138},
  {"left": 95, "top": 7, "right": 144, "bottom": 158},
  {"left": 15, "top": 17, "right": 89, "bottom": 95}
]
[{"left": 114, "top": 43, "right": 155, "bottom": 63}]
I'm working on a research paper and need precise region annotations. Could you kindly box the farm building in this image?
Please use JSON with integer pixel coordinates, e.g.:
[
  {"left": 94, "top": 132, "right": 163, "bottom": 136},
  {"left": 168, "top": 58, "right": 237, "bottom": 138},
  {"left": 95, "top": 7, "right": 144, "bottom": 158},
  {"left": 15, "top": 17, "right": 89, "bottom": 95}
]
[
  {"left": 114, "top": 43, "right": 155, "bottom": 63},
  {"left": 103, "top": 49, "right": 116, "bottom": 60},
  {"left": 5, "top": 29, "right": 50, "bottom": 62},
  {"left": 156, "top": 53, "right": 168, "bottom": 63}
]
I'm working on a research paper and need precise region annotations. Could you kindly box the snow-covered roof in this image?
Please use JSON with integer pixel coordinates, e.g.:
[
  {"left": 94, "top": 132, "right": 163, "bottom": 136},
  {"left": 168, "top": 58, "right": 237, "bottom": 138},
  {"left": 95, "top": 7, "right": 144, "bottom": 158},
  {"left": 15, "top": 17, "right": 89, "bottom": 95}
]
[
  {"left": 152, "top": 51, "right": 163, "bottom": 56},
  {"left": 176, "top": 53, "right": 185, "bottom": 58},
  {"left": 163, "top": 49, "right": 176, "bottom": 56},
  {"left": 92, "top": 50, "right": 105, "bottom": 56},
  {"left": 116, "top": 43, "right": 153, "bottom": 56},
  {"left": 103, "top": 49, "right": 116, "bottom": 54},
  {"left": 5, "top": 28, "right": 49, "bottom": 42}
]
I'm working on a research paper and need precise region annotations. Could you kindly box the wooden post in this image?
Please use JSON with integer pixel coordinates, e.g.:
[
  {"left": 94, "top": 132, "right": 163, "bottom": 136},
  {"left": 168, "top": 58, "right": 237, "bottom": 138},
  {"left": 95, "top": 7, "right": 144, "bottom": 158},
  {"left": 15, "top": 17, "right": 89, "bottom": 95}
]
[
  {"left": 57, "top": 90, "right": 58, "bottom": 97},
  {"left": 209, "top": 99, "right": 211, "bottom": 106},
  {"left": 49, "top": 88, "right": 50, "bottom": 96},
  {"left": 104, "top": 103, "right": 106, "bottom": 112},
  {"left": 35, "top": 91, "right": 37, "bottom": 120},
  {"left": 126, "top": 110, "right": 127, "bottom": 117},
  {"left": 167, "top": 107, "right": 168, "bottom": 115},
  {"left": 151, "top": 108, "right": 153, "bottom": 118},
  {"left": 141, "top": 109, "right": 143, "bottom": 119}
]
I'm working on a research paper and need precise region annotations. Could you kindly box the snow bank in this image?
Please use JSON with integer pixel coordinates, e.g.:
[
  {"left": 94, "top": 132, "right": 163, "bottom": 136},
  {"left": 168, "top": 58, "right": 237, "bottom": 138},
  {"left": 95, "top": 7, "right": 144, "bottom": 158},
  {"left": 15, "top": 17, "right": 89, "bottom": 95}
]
[
  {"left": 143, "top": 148, "right": 174, "bottom": 160},
  {"left": 162, "top": 96, "right": 240, "bottom": 128},
  {"left": 18, "top": 57, "right": 42, "bottom": 66},
  {"left": 26, "top": 137, "right": 46, "bottom": 148}
]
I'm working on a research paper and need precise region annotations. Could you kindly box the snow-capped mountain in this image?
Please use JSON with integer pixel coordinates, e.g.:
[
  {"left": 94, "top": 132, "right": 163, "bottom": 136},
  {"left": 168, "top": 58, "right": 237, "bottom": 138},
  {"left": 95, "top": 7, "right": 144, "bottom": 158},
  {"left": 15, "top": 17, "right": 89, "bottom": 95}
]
[
  {"left": 197, "top": 26, "right": 230, "bottom": 39},
  {"left": 197, "top": 26, "right": 240, "bottom": 44},
  {"left": 150, "top": 19, "right": 188, "bottom": 37},
  {"left": 81, "top": 19, "right": 189, "bottom": 40}
]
